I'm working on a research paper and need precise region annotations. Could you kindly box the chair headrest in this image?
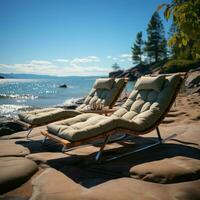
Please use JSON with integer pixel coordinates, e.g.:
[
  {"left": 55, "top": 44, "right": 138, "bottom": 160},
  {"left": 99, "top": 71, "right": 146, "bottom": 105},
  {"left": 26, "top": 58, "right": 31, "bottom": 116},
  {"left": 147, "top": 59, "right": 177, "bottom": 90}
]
[
  {"left": 135, "top": 75, "right": 165, "bottom": 92},
  {"left": 93, "top": 78, "right": 115, "bottom": 90}
]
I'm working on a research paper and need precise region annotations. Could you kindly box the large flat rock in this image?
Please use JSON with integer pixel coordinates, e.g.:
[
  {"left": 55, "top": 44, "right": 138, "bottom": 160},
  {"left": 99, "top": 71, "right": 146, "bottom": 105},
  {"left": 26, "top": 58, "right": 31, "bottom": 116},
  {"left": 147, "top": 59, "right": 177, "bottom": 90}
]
[
  {"left": 30, "top": 168, "right": 85, "bottom": 200},
  {"left": 26, "top": 145, "right": 104, "bottom": 168},
  {"left": 89, "top": 178, "right": 200, "bottom": 200},
  {"left": 30, "top": 168, "right": 200, "bottom": 200},
  {"left": 170, "top": 123, "right": 200, "bottom": 146},
  {"left": 0, "top": 140, "right": 30, "bottom": 157},
  {"left": 0, "top": 125, "right": 46, "bottom": 140},
  {"left": 70, "top": 123, "right": 200, "bottom": 183},
  {"left": 26, "top": 152, "right": 82, "bottom": 167},
  {"left": 130, "top": 156, "right": 200, "bottom": 183},
  {"left": 0, "top": 157, "right": 38, "bottom": 194}
]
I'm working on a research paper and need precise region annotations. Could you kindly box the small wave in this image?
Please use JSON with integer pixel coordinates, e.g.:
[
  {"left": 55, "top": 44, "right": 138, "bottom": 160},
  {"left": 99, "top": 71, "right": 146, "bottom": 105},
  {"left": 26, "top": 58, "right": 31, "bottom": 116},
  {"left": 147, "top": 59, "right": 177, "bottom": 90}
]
[
  {"left": 0, "top": 94, "right": 38, "bottom": 100},
  {"left": 45, "top": 90, "right": 56, "bottom": 94},
  {"left": 66, "top": 85, "right": 75, "bottom": 89},
  {"left": 0, "top": 104, "right": 31, "bottom": 118},
  {"left": 0, "top": 79, "right": 39, "bottom": 84},
  {"left": 61, "top": 97, "right": 82, "bottom": 106}
]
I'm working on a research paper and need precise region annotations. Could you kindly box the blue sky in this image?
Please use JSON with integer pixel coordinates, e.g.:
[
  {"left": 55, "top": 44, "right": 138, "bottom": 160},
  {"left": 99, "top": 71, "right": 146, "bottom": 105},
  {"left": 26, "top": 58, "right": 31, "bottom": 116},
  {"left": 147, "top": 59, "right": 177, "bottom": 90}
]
[{"left": 0, "top": 0, "right": 171, "bottom": 76}]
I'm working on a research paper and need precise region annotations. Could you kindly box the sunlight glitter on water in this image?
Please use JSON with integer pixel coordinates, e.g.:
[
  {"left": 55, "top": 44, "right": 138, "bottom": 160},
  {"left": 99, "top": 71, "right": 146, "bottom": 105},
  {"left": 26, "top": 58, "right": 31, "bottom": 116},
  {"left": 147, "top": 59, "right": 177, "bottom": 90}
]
[
  {"left": 0, "top": 94, "right": 38, "bottom": 100},
  {"left": 0, "top": 104, "right": 31, "bottom": 117}
]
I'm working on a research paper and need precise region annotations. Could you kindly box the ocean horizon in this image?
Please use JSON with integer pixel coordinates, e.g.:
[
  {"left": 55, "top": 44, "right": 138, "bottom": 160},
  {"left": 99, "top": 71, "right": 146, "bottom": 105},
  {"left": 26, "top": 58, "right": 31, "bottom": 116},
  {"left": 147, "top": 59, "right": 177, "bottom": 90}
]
[{"left": 0, "top": 76, "right": 133, "bottom": 118}]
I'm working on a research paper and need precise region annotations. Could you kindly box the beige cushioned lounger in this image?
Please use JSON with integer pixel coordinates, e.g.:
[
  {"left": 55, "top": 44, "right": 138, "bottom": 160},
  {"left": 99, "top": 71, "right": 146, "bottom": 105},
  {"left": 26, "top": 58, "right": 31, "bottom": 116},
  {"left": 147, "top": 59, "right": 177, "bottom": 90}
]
[
  {"left": 18, "top": 78, "right": 127, "bottom": 126},
  {"left": 46, "top": 74, "right": 182, "bottom": 141}
]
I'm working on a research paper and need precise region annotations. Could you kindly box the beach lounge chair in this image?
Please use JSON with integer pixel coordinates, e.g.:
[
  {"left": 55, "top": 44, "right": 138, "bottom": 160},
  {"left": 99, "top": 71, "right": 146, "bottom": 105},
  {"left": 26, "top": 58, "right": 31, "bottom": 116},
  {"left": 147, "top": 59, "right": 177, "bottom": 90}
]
[
  {"left": 18, "top": 78, "right": 128, "bottom": 137},
  {"left": 41, "top": 74, "right": 185, "bottom": 161}
]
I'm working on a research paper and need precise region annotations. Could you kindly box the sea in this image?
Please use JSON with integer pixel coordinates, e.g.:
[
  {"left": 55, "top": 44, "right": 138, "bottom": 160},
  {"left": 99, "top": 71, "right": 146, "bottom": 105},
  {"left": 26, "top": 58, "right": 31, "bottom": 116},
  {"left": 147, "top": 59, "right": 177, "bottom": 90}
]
[{"left": 0, "top": 77, "right": 134, "bottom": 118}]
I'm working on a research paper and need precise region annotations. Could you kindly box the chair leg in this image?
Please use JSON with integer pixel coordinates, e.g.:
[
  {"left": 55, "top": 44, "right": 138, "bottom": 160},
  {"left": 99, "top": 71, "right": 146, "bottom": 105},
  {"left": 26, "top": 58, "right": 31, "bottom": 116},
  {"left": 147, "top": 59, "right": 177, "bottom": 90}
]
[
  {"left": 156, "top": 127, "right": 162, "bottom": 143},
  {"left": 26, "top": 128, "right": 33, "bottom": 139},
  {"left": 105, "top": 127, "right": 177, "bottom": 162},
  {"left": 62, "top": 145, "right": 67, "bottom": 152},
  {"left": 105, "top": 128, "right": 163, "bottom": 162},
  {"left": 42, "top": 136, "right": 47, "bottom": 144},
  {"left": 95, "top": 135, "right": 110, "bottom": 161},
  {"left": 105, "top": 139, "right": 161, "bottom": 162},
  {"left": 61, "top": 145, "right": 82, "bottom": 152}
]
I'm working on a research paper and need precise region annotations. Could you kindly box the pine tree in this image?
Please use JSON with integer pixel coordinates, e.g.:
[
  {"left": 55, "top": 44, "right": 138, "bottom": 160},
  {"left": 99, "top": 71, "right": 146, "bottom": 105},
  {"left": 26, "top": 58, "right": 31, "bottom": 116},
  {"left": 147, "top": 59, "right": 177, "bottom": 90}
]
[
  {"left": 132, "top": 31, "right": 143, "bottom": 64},
  {"left": 145, "top": 11, "right": 167, "bottom": 63},
  {"left": 112, "top": 63, "right": 120, "bottom": 71}
]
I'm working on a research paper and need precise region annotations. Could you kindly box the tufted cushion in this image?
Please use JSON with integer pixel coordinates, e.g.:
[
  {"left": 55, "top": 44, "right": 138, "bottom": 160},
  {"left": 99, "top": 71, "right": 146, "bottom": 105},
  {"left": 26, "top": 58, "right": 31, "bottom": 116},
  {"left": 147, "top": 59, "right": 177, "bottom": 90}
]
[
  {"left": 135, "top": 75, "right": 165, "bottom": 92},
  {"left": 113, "top": 74, "right": 181, "bottom": 130},
  {"left": 93, "top": 78, "right": 115, "bottom": 90},
  {"left": 19, "top": 78, "right": 126, "bottom": 125},
  {"left": 18, "top": 108, "right": 82, "bottom": 125},
  {"left": 48, "top": 114, "right": 120, "bottom": 141},
  {"left": 47, "top": 74, "right": 182, "bottom": 141},
  {"left": 77, "top": 78, "right": 126, "bottom": 111},
  {"left": 48, "top": 113, "right": 141, "bottom": 141}
]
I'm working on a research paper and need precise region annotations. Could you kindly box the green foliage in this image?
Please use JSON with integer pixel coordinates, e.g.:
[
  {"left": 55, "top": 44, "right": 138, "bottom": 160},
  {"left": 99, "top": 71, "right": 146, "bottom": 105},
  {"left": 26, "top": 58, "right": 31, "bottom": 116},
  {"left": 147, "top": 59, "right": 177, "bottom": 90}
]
[
  {"left": 145, "top": 11, "right": 167, "bottom": 63},
  {"left": 168, "top": 23, "right": 194, "bottom": 60},
  {"left": 112, "top": 63, "right": 120, "bottom": 71},
  {"left": 131, "top": 31, "right": 143, "bottom": 64},
  {"left": 160, "top": 59, "right": 200, "bottom": 73},
  {"left": 158, "top": 0, "right": 200, "bottom": 60}
]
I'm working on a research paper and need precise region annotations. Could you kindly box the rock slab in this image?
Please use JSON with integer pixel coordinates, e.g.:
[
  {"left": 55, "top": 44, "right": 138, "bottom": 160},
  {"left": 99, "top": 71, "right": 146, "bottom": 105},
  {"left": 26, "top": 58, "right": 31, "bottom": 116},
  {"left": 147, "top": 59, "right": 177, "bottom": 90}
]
[
  {"left": 30, "top": 168, "right": 200, "bottom": 200},
  {"left": 130, "top": 156, "right": 200, "bottom": 183},
  {"left": 0, "top": 157, "right": 38, "bottom": 194},
  {"left": 0, "top": 140, "right": 30, "bottom": 157},
  {"left": 31, "top": 168, "right": 84, "bottom": 200}
]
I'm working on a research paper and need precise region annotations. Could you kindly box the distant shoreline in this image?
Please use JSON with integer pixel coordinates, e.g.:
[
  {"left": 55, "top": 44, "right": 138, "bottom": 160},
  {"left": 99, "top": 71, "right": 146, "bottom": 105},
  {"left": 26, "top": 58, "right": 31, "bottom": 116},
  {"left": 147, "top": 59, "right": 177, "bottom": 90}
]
[{"left": 0, "top": 73, "right": 105, "bottom": 79}]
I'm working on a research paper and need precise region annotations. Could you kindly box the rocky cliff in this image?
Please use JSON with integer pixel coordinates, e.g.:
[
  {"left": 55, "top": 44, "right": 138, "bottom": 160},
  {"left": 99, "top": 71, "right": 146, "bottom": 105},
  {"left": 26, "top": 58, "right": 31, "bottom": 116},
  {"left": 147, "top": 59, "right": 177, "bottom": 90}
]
[
  {"left": 109, "top": 64, "right": 151, "bottom": 81},
  {"left": 185, "top": 67, "right": 200, "bottom": 95},
  {"left": 109, "top": 62, "right": 200, "bottom": 95}
]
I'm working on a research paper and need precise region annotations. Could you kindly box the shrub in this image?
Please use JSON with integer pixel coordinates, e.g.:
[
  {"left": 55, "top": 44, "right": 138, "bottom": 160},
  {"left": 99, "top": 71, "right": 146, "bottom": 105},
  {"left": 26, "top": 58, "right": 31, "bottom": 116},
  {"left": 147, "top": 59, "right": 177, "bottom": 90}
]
[{"left": 160, "top": 59, "right": 200, "bottom": 73}]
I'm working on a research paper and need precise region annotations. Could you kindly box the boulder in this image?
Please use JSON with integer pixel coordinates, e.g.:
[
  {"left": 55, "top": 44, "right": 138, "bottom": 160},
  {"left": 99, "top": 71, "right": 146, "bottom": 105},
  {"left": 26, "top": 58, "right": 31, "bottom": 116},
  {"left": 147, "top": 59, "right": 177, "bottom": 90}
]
[
  {"left": 109, "top": 64, "right": 151, "bottom": 80},
  {"left": 109, "top": 70, "right": 124, "bottom": 78},
  {"left": 0, "top": 157, "right": 38, "bottom": 194},
  {"left": 190, "top": 86, "right": 200, "bottom": 95},
  {"left": 0, "top": 121, "right": 27, "bottom": 137},
  {"left": 59, "top": 84, "right": 67, "bottom": 88},
  {"left": 185, "top": 68, "right": 200, "bottom": 94},
  {"left": 0, "top": 126, "right": 15, "bottom": 136},
  {"left": 130, "top": 156, "right": 200, "bottom": 183}
]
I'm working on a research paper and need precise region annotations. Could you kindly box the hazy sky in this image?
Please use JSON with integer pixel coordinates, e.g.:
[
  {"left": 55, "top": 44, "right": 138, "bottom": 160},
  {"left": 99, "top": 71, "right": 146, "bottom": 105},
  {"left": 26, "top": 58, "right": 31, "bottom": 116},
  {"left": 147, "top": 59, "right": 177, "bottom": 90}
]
[{"left": 0, "top": 0, "right": 171, "bottom": 76}]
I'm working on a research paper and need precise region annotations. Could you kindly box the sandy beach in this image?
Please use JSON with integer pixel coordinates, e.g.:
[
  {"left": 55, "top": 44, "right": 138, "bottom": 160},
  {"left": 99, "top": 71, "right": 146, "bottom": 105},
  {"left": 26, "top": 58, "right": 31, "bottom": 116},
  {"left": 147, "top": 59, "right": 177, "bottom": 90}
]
[{"left": 0, "top": 90, "right": 199, "bottom": 200}]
